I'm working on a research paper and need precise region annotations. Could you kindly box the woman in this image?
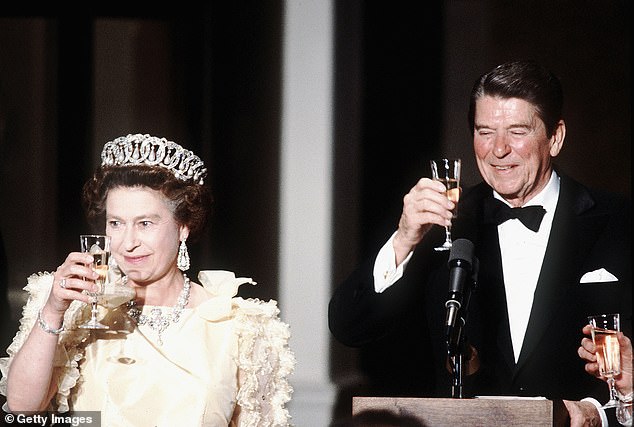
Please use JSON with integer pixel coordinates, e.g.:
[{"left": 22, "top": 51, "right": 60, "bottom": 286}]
[{"left": 0, "top": 134, "right": 295, "bottom": 426}]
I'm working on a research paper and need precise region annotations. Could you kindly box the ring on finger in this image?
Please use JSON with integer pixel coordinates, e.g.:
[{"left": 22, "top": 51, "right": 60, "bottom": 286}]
[{"left": 59, "top": 278, "right": 67, "bottom": 289}]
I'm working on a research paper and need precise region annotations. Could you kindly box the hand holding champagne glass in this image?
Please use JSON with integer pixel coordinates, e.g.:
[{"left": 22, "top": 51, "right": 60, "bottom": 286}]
[
  {"left": 77, "top": 234, "right": 136, "bottom": 331},
  {"left": 588, "top": 313, "right": 622, "bottom": 409},
  {"left": 430, "top": 158, "right": 461, "bottom": 251}
]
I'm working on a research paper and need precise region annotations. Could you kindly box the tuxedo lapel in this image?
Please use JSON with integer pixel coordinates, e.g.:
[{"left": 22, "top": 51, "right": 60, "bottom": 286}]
[
  {"left": 514, "top": 208, "right": 574, "bottom": 371},
  {"left": 479, "top": 225, "right": 517, "bottom": 371},
  {"left": 514, "top": 175, "right": 601, "bottom": 372},
  {"left": 461, "top": 186, "right": 517, "bottom": 372}
]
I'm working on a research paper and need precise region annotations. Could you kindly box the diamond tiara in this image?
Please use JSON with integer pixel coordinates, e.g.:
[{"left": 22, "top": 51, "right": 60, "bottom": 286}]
[{"left": 101, "top": 134, "right": 208, "bottom": 184}]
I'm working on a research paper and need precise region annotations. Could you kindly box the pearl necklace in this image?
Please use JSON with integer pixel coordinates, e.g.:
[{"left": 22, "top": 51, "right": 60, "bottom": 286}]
[{"left": 127, "top": 274, "right": 191, "bottom": 345}]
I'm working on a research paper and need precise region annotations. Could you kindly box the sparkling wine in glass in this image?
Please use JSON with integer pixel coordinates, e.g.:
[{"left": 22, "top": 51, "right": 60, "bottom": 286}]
[
  {"left": 96, "top": 271, "right": 137, "bottom": 310},
  {"left": 430, "top": 158, "right": 461, "bottom": 251},
  {"left": 588, "top": 313, "right": 621, "bottom": 409},
  {"left": 79, "top": 234, "right": 111, "bottom": 329}
]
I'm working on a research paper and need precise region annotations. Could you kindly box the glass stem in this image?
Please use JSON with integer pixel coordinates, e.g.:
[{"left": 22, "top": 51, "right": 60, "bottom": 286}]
[
  {"left": 608, "top": 377, "right": 619, "bottom": 401},
  {"left": 91, "top": 301, "right": 99, "bottom": 319},
  {"left": 445, "top": 226, "right": 452, "bottom": 243}
]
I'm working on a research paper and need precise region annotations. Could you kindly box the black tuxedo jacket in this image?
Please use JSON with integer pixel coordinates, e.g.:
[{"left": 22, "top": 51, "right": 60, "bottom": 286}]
[{"left": 329, "top": 173, "right": 631, "bottom": 403}]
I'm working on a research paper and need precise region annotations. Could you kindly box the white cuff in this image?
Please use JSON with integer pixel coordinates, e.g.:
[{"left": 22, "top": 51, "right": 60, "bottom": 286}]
[{"left": 373, "top": 232, "right": 413, "bottom": 293}]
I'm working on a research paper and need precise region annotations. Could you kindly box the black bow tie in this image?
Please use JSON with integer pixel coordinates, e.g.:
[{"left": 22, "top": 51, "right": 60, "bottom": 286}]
[{"left": 483, "top": 198, "right": 546, "bottom": 232}]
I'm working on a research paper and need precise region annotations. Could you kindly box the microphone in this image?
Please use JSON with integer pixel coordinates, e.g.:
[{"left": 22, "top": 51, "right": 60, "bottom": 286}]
[{"left": 445, "top": 238, "right": 475, "bottom": 353}]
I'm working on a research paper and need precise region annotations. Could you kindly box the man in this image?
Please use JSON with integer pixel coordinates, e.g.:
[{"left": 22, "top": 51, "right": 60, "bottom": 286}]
[{"left": 329, "top": 60, "right": 631, "bottom": 425}]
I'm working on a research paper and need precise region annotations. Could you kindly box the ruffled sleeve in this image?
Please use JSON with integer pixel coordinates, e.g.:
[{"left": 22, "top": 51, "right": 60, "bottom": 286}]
[
  {"left": 197, "top": 271, "right": 296, "bottom": 427},
  {"left": 0, "top": 272, "right": 91, "bottom": 413}
]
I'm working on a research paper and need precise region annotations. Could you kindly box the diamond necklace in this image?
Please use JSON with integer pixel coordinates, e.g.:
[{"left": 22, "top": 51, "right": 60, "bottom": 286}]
[{"left": 127, "top": 274, "right": 191, "bottom": 346}]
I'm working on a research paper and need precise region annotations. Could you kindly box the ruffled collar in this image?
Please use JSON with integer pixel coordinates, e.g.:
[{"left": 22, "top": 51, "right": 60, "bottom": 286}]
[
  {"left": 109, "top": 267, "right": 257, "bottom": 322},
  {"left": 195, "top": 270, "right": 256, "bottom": 321}
]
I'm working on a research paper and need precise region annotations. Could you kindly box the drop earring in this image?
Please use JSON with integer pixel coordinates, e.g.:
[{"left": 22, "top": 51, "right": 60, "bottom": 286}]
[{"left": 177, "top": 239, "right": 190, "bottom": 271}]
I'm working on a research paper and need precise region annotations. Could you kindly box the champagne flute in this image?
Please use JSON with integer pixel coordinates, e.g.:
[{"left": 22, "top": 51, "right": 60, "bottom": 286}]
[
  {"left": 79, "top": 234, "right": 111, "bottom": 329},
  {"left": 97, "top": 258, "right": 136, "bottom": 312},
  {"left": 430, "top": 158, "right": 461, "bottom": 251},
  {"left": 588, "top": 313, "right": 621, "bottom": 409}
]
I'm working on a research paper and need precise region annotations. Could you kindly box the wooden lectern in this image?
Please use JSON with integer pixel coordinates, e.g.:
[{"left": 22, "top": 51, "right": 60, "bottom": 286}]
[{"left": 352, "top": 396, "right": 568, "bottom": 426}]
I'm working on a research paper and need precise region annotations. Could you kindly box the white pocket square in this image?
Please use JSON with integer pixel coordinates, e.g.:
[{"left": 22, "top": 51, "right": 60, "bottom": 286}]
[{"left": 580, "top": 268, "right": 618, "bottom": 283}]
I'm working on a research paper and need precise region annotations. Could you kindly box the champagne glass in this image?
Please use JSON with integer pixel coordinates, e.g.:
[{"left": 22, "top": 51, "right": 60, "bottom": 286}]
[
  {"left": 430, "top": 158, "right": 461, "bottom": 251},
  {"left": 79, "top": 234, "right": 111, "bottom": 329},
  {"left": 588, "top": 313, "right": 621, "bottom": 409},
  {"left": 97, "top": 258, "right": 136, "bottom": 313}
]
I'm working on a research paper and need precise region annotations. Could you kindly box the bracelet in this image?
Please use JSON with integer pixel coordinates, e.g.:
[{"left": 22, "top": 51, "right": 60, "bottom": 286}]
[{"left": 37, "top": 310, "right": 65, "bottom": 335}]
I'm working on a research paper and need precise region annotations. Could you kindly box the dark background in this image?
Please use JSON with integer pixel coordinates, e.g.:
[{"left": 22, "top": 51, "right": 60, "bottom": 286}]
[{"left": 1, "top": 1, "right": 630, "bottom": 422}]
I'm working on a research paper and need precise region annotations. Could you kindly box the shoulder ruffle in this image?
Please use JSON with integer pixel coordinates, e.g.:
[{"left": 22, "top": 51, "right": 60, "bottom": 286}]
[
  {"left": 0, "top": 272, "right": 91, "bottom": 412},
  {"left": 196, "top": 270, "right": 296, "bottom": 426},
  {"left": 198, "top": 270, "right": 257, "bottom": 298},
  {"left": 196, "top": 270, "right": 257, "bottom": 321},
  {"left": 233, "top": 297, "right": 296, "bottom": 427}
]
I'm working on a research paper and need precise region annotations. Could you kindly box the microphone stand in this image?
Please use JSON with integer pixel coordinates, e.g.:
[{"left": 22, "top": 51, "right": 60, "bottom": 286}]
[
  {"left": 447, "top": 258, "right": 478, "bottom": 399},
  {"left": 450, "top": 355, "right": 464, "bottom": 398},
  {"left": 448, "top": 318, "right": 467, "bottom": 398}
]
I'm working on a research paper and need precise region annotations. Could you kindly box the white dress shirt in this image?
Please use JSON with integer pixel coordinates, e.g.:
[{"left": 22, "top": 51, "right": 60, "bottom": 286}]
[{"left": 496, "top": 171, "right": 559, "bottom": 362}]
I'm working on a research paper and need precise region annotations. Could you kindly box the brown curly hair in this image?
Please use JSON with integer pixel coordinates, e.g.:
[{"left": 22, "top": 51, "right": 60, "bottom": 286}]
[{"left": 82, "top": 165, "right": 213, "bottom": 242}]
